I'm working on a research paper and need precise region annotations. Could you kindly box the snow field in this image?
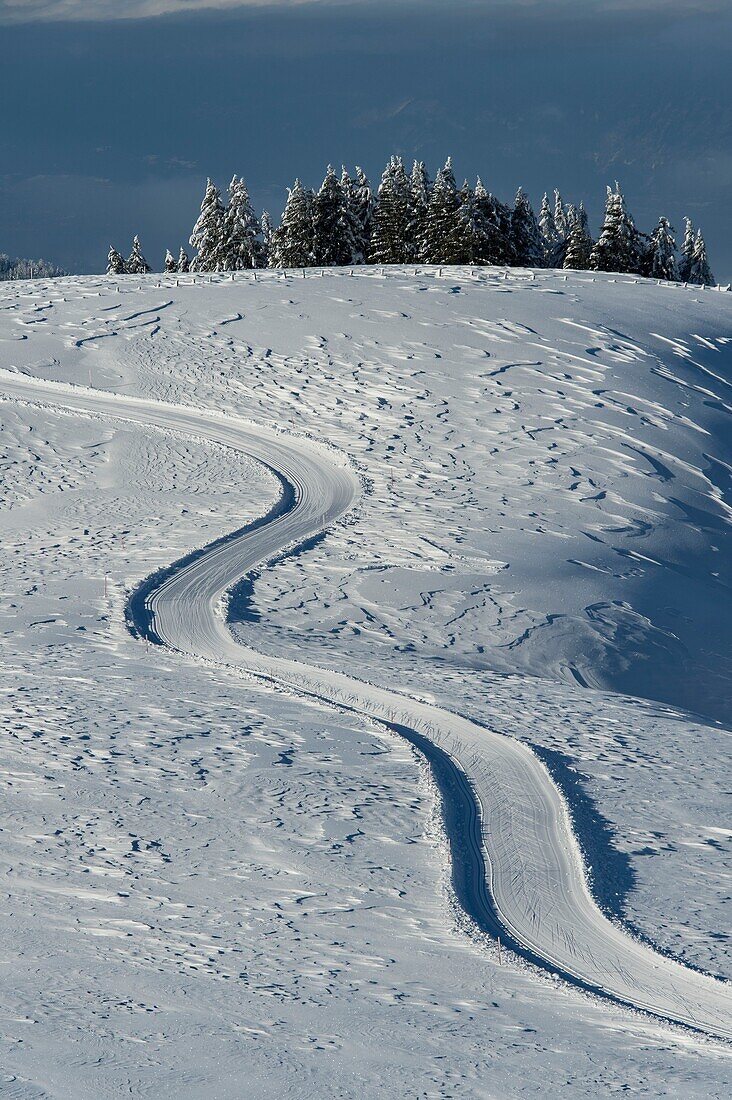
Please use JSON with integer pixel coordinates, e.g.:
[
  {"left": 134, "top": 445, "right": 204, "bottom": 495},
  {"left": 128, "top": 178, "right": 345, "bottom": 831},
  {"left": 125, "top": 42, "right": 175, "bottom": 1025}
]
[{"left": 0, "top": 267, "right": 730, "bottom": 1095}]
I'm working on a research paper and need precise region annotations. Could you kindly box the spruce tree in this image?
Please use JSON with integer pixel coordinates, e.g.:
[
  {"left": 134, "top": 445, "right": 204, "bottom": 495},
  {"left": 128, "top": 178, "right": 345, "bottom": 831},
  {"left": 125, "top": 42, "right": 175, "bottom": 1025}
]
[
  {"left": 260, "top": 211, "right": 274, "bottom": 267},
  {"left": 539, "top": 192, "right": 558, "bottom": 268},
  {"left": 106, "top": 245, "right": 125, "bottom": 275},
  {"left": 472, "top": 179, "right": 495, "bottom": 265},
  {"left": 688, "top": 229, "right": 715, "bottom": 286},
  {"left": 164, "top": 249, "right": 177, "bottom": 273},
  {"left": 678, "top": 217, "right": 695, "bottom": 282},
  {"left": 488, "top": 192, "right": 515, "bottom": 264},
  {"left": 554, "top": 189, "right": 568, "bottom": 243},
  {"left": 551, "top": 189, "right": 570, "bottom": 268},
  {"left": 407, "top": 161, "right": 431, "bottom": 261},
  {"left": 563, "top": 208, "right": 593, "bottom": 271},
  {"left": 622, "top": 187, "right": 644, "bottom": 273},
  {"left": 419, "top": 157, "right": 461, "bottom": 263},
  {"left": 312, "top": 165, "right": 356, "bottom": 267},
  {"left": 645, "top": 217, "right": 678, "bottom": 281},
  {"left": 339, "top": 166, "right": 365, "bottom": 264},
  {"left": 352, "top": 167, "right": 375, "bottom": 263},
  {"left": 590, "top": 183, "right": 642, "bottom": 274},
  {"left": 472, "top": 179, "right": 512, "bottom": 265},
  {"left": 178, "top": 247, "right": 190, "bottom": 273},
  {"left": 511, "top": 188, "right": 543, "bottom": 267},
  {"left": 370, "top": 157, "right": 410, "bottom": 265},
  {"left": 126, "top": 235, "right": 151, "bottom": 275},
  {"left": 223, "top": 175, "right": 263, "bottom": 270},
  {"left": 589, "top": 187, "right": 614, "bottom": 272},
  {"left": 190, "top": 179, "right": 226, "bottom": 272},
  {"left": 450, "top": 180, "right": 482, "bottom": 265},
  {"left": 270, "top": 179, "right": 314, "bottom": 269}
]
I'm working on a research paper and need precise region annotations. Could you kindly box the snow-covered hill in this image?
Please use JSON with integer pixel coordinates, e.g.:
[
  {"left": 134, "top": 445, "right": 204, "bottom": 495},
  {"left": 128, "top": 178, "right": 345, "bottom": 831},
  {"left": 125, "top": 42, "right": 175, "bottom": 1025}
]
[{"left": 0, "top": 268, "right": 730, "bottom": 1097}]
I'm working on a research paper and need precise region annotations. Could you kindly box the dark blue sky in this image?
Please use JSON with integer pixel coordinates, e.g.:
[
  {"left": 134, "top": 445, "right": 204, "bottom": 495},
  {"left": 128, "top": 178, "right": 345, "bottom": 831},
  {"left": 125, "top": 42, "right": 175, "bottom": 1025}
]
[{"left": 1, "top": 1, "right": 730, "bottom": 278}]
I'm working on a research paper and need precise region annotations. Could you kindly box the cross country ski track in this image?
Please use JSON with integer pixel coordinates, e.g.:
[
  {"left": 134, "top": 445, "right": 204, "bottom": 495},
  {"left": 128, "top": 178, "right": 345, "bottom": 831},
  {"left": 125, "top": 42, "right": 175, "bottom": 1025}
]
[{"left": 1, "top": 367, "right": 730, "bottom": 1043}]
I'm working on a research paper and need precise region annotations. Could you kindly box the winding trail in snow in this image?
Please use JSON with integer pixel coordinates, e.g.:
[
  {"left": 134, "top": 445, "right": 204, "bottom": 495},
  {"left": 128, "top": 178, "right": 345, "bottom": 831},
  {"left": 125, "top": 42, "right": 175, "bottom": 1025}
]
[{"left": 1, "top": 367, "right": 731, "bottom": 1042}]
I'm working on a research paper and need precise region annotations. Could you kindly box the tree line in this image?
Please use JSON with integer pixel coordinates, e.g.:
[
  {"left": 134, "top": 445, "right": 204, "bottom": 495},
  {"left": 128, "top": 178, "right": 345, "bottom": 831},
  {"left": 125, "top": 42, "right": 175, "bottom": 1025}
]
[
  {"left": 108, "top": 157, "right": 716, "bottom": 285},
  {"left": 0, "top": 253, "right": 66, "bottom": 281}
]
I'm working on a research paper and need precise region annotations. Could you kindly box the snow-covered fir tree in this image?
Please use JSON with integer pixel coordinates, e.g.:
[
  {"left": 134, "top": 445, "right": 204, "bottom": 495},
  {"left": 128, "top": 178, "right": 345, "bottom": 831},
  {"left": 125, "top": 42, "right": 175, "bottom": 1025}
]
[
  {"left": 270, "top": 179, "right": 314, "bottom": 269},
  {"left": 190, "top": 179, "right": 226, "bottom": 272},
  {"left": 539, "top": 192, "right": 558, "bottom": 268},
  {"left": 407, "top": 161, "right": 431, "bottom": 261},
  {"left": 106, "top": 245, "right": 125, "bottom": 275},
  {"left": 126, "top": 235, "right": 151, "bottom": 275},
  {"left": 471, "top": 180, "right": 496, "bottom": 265},
  {"left": 678, "top": 217, "right": 695, "bottom": 283},
  {"left": 578, "top": 202, "right": 590, "bottom": 231},
  {"left": 339, "top": 167, "right": 365, "bottom": 265},
  {"left": 370, "top": 157, "right": 410, "bottom": 265},
  {"left": 550, "top": 189, "right": 570, "bottom": 267},
  {"left": 511, "top": 188, "right": 543, "bottom": 267},
  {"left": 312, "top": 165, "right": 356, "bottom": 267},
  {"left": 620, "top": 187, "right": 644, "bottom": 272},
  {"left": 590, "top": 183, "right": 642, "bottom": 274},
  {"left": 473, "top": 179, "right": 514, "bottom": 265},
  {"left": 450, "top": 180, "right": 482, "bottom": 265},
  {"left": 563, "top": 205, "right": 593, "bottom": 270},
  {"left": 495, "top": 195, "right": 517, "bottom": 264},
  {"left": 222, "top": 175, "right": 263, "bottom": 270},
  {"left": 688, "top": 229, "right": 715, "bottom": 286},
  {"left": 351, "top": 167, "right": 375, "bottom": 264},
  {"left": 178, "top": 246, "right": 190, "bottom": 273},
  {"left": 644, "top": 217, "right": 678, "bottom": 281},
  {"left": 260, "top": 211, "right": 274, "bottom": 267},
  {"left": 419, "top": 158, "right": 462, "bottom": 263},
  {"left": 553, "top": 189, "right": 568, "bottom": 243},
  {"left": 164, "top": 249, "right": 177, "bottom": 273}
]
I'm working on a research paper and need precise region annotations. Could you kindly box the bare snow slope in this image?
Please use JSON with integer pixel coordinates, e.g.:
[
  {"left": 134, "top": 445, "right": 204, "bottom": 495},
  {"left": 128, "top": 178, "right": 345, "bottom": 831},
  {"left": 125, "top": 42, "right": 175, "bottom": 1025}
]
[{"left": 0, "top": 268, "right": 731, "bottom": 1096}]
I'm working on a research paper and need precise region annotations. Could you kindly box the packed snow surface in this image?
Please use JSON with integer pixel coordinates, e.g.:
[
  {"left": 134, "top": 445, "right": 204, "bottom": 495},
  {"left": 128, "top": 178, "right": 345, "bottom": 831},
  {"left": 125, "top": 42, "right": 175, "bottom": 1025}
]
[{"left": 0, "top": 267, "right": 730, "bottom": 1096}]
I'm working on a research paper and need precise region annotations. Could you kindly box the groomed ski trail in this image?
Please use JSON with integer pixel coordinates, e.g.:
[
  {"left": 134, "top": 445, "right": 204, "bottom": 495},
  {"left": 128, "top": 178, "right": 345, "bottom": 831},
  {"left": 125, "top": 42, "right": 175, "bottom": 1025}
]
[{"left": 1, "top": 367, "right": 730, "bottom": 1043}]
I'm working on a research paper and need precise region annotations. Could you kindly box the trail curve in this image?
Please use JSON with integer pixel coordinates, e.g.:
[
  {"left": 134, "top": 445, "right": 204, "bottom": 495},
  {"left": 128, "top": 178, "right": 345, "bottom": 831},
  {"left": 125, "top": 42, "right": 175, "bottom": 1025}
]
[{"left": 1, "top": 368, "right": 730, "bottom": 1042}]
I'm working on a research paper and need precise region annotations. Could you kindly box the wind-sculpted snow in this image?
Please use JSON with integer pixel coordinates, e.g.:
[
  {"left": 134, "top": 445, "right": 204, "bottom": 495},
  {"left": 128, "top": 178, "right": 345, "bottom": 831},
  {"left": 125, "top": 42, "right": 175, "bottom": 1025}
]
[
  {"left": 1, "top": 368, "right": 729, "bottom": 1042},
  {"left": 1, "top": 269, "right": 731, "bottom": 1095},
  {"left": 4, "top": 271, "right": 732, "bottom": 725}
]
